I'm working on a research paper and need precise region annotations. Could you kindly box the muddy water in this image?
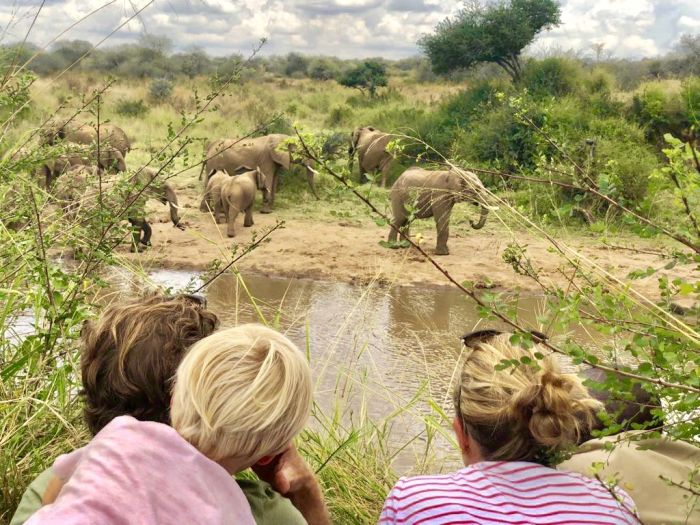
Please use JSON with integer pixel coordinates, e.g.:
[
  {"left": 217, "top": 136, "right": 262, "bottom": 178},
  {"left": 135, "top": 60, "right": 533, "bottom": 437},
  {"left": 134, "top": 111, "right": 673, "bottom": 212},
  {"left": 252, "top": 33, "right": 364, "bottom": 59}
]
[{"left": 143, "top": 269, "right": 555, "bottom": 471}]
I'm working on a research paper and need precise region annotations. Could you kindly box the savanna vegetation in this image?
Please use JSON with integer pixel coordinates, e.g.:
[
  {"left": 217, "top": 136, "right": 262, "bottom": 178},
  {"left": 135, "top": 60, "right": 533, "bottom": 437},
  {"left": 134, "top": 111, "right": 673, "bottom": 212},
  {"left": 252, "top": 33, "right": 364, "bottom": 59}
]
[{"left": 1, "top": 0, "right": 700, "bottom": 522}]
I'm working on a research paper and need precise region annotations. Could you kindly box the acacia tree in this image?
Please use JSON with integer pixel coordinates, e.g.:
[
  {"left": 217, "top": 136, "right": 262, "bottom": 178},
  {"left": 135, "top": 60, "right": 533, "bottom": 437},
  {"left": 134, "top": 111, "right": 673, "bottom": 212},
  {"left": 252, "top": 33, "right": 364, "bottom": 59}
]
[
  {"left": 419, "top": 0, "right": 561, "bottom": 82},
  {"left": 338, "top": 60, "right": 388, "bottom": 97}
]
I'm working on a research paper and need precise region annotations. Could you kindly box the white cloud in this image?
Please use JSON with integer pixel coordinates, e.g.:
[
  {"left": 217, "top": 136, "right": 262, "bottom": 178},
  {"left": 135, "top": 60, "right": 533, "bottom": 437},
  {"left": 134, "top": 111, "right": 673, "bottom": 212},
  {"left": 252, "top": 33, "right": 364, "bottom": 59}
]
[{"left": 0, "top": 0, "right": 697, "bottom": 59}]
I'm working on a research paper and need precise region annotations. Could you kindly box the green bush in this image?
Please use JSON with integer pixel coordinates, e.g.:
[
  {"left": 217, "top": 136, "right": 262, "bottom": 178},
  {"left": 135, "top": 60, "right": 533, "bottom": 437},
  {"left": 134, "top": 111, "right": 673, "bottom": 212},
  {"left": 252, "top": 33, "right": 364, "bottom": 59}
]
[
  {"left": 148, "top": 78, "right": 173, "bottom": 102},
  {"left": 326, "top": 105, "right": 353, "bottom": 127},
  {"left": 452, "top": 104, "right": 543, "bottom": 170},
  {"left": 115, "top": 98, "right": 149, "bottom": 117},
  {"left": 630, "top": 83, "right": 686, "bottom": 143},
  {"left": 681, "top": 76, "right": 700, "bottom": 126},
  {"left": 521, "top": 57, "right": 583, "bottom": 98}
]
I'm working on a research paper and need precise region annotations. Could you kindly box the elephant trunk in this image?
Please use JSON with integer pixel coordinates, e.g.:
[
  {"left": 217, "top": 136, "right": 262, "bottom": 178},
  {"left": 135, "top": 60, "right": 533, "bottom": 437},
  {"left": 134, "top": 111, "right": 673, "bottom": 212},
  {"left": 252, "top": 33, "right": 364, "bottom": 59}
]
[
  {"left": 347, "top": 142, "right": 356, "bottom": 173},
  {"left": 470, "top": 204, "right": 489, "bottom": 230},
  {"left": 164, "top": 184, "right": 180, "bottom": 226}
]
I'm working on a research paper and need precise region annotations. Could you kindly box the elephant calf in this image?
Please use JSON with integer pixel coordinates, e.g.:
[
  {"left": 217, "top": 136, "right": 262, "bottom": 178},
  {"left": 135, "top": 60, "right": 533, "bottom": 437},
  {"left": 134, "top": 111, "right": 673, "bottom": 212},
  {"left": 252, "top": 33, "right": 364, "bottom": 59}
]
[
  {"left": 388, "top": 167, "right": 490, "bottom": 255},
  {"left": 202, "top": 171, "right": 228, "bottom": 223},
  {"left": 220, "top": 169, "right": 264, "bottom": 238}
]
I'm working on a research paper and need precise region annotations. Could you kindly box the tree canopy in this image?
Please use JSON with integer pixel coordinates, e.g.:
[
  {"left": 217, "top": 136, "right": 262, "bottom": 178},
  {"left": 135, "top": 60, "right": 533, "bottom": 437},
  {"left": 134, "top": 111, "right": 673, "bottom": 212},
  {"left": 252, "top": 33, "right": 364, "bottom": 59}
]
[
  {"left": 419, "top": 0, "right": 561, "bottom": 82},
  {"left": 338, "top": 60, "right": 388, "bottom": 97}
]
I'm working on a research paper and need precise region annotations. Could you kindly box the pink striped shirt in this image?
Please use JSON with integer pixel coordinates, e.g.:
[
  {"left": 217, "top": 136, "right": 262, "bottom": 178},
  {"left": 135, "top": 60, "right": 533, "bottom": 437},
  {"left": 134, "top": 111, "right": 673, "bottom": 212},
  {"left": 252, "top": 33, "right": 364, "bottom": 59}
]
[{"left": 379, "top": 461, "right": 638, "bottom": 525}]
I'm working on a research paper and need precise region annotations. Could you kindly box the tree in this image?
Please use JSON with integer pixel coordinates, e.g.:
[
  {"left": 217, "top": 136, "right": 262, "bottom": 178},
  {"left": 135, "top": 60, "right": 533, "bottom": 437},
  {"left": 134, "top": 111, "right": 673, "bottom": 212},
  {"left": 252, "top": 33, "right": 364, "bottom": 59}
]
[
  {"left": 175, "top": 46, "right": 211, "bottom": 78},
  {"left": 419, "top": 0, "right": 561, "bottom": 82},
  {"left": 338, "top": 60, "right": 388, "bottom": 97},
  {"left": 283, "top": 52, "right": 309, "bottom": 77},
  {"left": 308, "top": 58, "right": 339, "bottom": 81}
]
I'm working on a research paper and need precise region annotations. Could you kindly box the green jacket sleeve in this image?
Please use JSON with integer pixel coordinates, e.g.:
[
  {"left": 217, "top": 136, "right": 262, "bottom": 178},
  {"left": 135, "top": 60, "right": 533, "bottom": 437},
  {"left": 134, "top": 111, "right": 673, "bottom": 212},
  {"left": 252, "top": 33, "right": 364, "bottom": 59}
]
[
  {"left": 9, "top": 468, "right": 54, "bottom": 525},
  {"left": 238, "top": 479, "right": 307, "bottom": 525}
]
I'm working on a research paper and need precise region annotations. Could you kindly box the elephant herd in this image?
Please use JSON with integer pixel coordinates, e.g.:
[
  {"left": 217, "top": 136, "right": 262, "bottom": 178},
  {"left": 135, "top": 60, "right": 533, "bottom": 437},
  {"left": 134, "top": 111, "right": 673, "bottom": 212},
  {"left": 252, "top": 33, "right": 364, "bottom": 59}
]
[
  {"left": 20, "top": 119, "right": 491, "bottom": 255},
  {"left": 350, "top": 126, "right": 491, "bottom": 255}
]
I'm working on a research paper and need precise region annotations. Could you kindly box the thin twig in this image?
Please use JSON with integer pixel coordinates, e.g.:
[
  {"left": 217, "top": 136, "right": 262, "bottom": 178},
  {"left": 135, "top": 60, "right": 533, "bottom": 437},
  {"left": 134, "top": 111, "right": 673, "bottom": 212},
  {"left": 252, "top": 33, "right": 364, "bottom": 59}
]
[{"left": 194, "top": 221, "right": 284, "bottom": 293}]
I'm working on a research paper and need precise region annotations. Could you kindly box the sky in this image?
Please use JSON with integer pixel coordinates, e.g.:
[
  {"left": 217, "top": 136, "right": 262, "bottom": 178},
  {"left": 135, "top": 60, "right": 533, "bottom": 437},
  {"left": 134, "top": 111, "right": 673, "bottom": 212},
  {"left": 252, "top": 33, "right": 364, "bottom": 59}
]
[{"left": 0, "top": 0, "right": 698, "bottom": 60}]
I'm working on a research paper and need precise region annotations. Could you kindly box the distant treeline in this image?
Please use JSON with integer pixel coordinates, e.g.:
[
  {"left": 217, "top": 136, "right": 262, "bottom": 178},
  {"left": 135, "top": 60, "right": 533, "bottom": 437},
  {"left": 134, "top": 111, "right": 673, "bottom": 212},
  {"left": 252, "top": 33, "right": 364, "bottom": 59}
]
[{"left": 1, "top": 34, "right": 699, "bottom": 90}]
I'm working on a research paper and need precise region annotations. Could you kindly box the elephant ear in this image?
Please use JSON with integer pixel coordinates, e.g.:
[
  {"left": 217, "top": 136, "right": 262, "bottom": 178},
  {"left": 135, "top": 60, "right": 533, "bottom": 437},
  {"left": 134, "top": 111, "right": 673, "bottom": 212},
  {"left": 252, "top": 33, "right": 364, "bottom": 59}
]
[{"left": 269, "top": 137, "right": 292, "bottom": 170}]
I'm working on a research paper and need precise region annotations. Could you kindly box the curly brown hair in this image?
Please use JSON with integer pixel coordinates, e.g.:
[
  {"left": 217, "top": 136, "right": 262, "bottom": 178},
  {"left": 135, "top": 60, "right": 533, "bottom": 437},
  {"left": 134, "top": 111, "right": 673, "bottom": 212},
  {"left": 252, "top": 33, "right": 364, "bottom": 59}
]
[{"left": 80, "top": 293, "right": 219, "bottom": 435}]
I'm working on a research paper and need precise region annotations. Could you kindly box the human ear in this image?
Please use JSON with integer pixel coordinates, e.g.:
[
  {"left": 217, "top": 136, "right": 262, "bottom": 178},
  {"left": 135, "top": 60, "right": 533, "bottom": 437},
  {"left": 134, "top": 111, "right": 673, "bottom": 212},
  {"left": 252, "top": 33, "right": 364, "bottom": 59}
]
[
  {"left": 255, "top": 455, "right": 274, "bottom": 466},
  {"left": 453, "top": 416, "right": 470, "bottom": 454}
]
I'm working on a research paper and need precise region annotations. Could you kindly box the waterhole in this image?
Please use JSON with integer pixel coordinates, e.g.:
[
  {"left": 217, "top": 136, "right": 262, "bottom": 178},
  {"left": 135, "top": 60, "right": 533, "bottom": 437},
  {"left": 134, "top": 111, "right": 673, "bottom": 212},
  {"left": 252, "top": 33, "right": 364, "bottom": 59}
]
[{"left": 138, "top": 269, "right": 567, "bottom": 471}]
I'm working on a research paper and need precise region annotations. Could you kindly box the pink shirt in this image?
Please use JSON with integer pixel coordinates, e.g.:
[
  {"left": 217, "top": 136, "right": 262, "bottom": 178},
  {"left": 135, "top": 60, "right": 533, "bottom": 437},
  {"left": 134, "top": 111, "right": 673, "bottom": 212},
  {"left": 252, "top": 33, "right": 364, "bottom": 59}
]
[
  {"left": 379, "top": 461, "right": 638, "bottom": 525},
  {"left": 27, "top": 416, "right": 255, "bottom": 525}
]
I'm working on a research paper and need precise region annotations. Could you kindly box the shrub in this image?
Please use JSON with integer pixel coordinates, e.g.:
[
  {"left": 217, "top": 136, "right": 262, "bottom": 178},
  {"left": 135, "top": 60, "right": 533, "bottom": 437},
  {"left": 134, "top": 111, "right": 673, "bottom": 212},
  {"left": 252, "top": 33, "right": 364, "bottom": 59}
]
[
  {"left": 148, "top": 78, "right": 173, "bottom": 102},
  {"left": 521, "top": 57, "right": 583, "bottom": 98},
  {"left": 326, "top": 105, "right": 353, "bottom": 127},
  {"left": 115, "top": 98, "right": 149, "bottom": 117},
  {"left": 452, "top": 104, "right": 543, "bottom": 170},
  {"left": 630, "top": 83, "right": 686, "bottom": 144},
  {"left": 681, "top": 76, "right": 700, "bottom": 126}
]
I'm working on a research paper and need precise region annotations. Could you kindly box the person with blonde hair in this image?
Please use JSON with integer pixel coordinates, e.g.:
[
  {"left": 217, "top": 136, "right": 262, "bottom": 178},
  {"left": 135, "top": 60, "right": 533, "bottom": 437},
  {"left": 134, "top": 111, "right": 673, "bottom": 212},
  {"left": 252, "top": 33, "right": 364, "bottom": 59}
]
[
  {"left": 26, "top": 323, "right": 325, "bottom": 525},
  {"left": 379, "top": 330, "right": 639, "bottom": 525}
]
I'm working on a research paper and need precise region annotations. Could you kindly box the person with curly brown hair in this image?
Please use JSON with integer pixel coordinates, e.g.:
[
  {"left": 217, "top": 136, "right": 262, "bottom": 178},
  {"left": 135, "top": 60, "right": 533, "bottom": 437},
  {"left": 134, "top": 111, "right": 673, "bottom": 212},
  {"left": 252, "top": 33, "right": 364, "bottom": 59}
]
[{"left": 11, "top": 294, "right": 327, "bottom": 525}]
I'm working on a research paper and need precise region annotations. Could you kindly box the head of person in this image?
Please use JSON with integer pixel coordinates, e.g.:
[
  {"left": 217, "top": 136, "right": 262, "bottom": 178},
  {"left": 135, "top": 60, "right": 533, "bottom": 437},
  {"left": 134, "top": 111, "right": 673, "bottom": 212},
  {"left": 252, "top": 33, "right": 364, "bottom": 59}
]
[
  {"left": 452, "top": 330, "right": 602, "bottom": 466},
  {"left": 170, "top": 324, "right": 313, "bottom": 473},
  {"left": 80, "top": 293, "right": 218, "bottom": 435}
]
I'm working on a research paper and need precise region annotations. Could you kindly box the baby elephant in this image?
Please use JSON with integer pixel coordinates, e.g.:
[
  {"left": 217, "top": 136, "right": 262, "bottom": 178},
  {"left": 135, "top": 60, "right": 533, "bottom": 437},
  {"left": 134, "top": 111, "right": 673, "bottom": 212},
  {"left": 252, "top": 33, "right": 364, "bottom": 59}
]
[
  {"left": 221, "top": 169, "right": 264, "bottom": 237},
  {"left": 388, "top": 167, "right": 490, "bottom": 255},
  {"left": 203, "top": 170, "right": 228, "bottom": 223}
]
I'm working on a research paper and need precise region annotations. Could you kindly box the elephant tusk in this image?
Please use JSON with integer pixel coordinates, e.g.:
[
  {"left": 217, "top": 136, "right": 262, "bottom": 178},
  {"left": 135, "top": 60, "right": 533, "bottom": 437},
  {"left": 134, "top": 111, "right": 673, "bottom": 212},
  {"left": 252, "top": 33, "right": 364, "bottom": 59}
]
[{"left": 307, "top": 166, "right": 319, "bottom": 175}]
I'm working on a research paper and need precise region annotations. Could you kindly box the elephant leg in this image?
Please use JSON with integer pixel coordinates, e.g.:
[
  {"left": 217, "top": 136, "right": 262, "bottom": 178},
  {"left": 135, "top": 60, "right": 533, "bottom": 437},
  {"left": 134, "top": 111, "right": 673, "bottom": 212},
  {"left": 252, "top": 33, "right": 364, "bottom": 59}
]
[
  {"left": 200, "top": 170, "right": 214, "bottom": 212},
  {"left": 140, "top": 220, "right": 152, "bottom": 246},
  {"left": 359, "top": 165, "right": 368, "bottom": 184},
  {"left": 380, "top": 161, "right": 391, "bottom": 188},
  {"left": 433, "top": 206, "right": 452, "bottom": 256},
  {"left": 128, "top": 218, "right": 150, "bottom": 252},
  {"left": 215, "top": 198, "right": 224, "bottom": 224},
  {"left": 227, "top": 206, "right": 239, "bottom": 237},
  {"left": 260, "top": 189, "right": 272, "bottom": 214},
  {"left": 243, "top": 204, "right": 254, "bottom": 227}
]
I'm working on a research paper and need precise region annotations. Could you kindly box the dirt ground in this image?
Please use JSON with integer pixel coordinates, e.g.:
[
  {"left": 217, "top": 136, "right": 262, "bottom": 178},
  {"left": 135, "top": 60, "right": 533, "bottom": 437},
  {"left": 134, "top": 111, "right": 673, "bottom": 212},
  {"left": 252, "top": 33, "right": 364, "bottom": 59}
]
[{"left": 113, "top": 183, "right": 698, "bottom": 301}]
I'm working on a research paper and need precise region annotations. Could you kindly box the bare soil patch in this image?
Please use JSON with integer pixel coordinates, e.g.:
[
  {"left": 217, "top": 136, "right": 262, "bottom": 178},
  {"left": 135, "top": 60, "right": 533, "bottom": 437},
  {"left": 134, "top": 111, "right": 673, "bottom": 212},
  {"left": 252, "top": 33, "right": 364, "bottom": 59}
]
[{"left": 108, "top": 183, "right": 697, "bottom": 299}]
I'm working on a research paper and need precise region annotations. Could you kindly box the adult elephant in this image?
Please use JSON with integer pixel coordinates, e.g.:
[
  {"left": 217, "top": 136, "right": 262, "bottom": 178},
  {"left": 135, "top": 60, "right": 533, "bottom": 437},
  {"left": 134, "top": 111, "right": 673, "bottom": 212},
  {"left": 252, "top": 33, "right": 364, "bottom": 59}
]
[
  {"left": 42, "top": 120, "right": 130, "bottom": 173},
  {"left": 388, "top": 167, "right": 490, "bottom": 255},
  {"left": 348, "top": 126, "right": 394, "bottom": 187},
  {"left": 125, "top": 167, "right": 183, "bottom": 251},
  {"left": 53, "top": 165, "right": 182, "bottom": 252},
  {"left": 43, "top": 144, "right": 126, "bottom": 188},
  {"left": 199, "top": 134, "right": 318, "bottom": 214}
]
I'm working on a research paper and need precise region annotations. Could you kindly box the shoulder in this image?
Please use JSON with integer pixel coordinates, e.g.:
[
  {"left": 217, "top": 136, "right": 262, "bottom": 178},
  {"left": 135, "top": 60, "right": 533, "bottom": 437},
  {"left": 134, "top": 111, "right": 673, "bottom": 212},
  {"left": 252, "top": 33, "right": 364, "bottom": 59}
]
[
  {"left": 237, "top": 479, "right": 306, "bottom": 525},
  {"left": 380, "top": 470, "right": 482, "bottom": 522}
]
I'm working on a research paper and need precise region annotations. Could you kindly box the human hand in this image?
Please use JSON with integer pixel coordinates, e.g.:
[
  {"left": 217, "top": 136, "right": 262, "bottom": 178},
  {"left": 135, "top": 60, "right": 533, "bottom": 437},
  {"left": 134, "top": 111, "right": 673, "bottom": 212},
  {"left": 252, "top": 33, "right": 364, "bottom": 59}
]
[{"left": 252, "top": 444, "right": 315, "bottom": 496}]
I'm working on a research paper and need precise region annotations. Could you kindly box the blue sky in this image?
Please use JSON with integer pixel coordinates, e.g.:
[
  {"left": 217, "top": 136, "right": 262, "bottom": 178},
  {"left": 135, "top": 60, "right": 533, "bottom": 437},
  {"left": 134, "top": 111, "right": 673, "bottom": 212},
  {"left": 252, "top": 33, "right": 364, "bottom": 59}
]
[{"left": 1, "top": 0, "right": 698, "bottom": 59}]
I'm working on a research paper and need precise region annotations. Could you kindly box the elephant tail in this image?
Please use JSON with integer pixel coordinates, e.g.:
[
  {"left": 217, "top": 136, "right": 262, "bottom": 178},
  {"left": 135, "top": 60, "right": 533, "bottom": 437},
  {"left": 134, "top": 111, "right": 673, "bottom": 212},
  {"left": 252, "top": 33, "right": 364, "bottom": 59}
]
[{"left": 470, "top": 205, "right": 489, "bottom": 230}]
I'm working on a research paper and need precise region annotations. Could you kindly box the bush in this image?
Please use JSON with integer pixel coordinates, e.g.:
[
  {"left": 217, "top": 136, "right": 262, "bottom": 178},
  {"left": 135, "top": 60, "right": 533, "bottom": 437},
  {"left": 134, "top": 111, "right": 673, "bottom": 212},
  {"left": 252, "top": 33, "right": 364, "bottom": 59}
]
[
  {"left": 148, "top": 78, "right": 173, "bottom": 102},
  {"left": 452, "top": 104, "right": 543, "bottom": 170},
  {"left": 521, "top": 57, "right": 583, "bottom": 98},
  {"left": 326, "top": 105, "right": 353, "bottom": 127},
  {"left": 115, "top": 98, "right": 149, "bottom": 117},
  {"left": 681, "top": 76, "right": 700, "bottom": 126},
  {"left": 630, "top": 83, "right": 685, "bottom": 144}
]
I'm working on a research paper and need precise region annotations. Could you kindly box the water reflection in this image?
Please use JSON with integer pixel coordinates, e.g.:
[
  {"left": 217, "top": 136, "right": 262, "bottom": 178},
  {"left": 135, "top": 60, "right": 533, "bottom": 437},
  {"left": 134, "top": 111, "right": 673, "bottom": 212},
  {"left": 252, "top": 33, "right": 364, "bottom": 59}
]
[{"left": 143, "top": 270, "right": 550, "bottom": 471}]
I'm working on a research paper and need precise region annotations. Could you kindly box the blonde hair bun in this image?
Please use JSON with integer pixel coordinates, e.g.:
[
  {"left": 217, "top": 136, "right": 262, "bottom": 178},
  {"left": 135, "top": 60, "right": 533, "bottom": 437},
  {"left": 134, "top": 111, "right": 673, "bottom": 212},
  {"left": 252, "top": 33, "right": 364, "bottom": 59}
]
[{"left": 455, "top": 333, "right": 603, "bottom": 462}]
